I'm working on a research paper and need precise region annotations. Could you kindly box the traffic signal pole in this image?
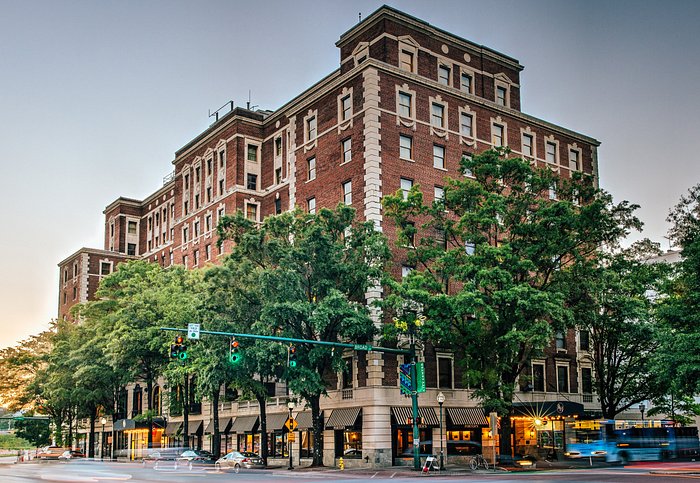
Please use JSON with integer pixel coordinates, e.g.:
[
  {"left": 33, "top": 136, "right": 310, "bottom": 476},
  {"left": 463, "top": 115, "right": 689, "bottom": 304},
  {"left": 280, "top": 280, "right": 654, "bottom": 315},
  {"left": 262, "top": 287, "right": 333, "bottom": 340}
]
[{"left": 160, "top": 326, "right": 422, "bottom": 470}]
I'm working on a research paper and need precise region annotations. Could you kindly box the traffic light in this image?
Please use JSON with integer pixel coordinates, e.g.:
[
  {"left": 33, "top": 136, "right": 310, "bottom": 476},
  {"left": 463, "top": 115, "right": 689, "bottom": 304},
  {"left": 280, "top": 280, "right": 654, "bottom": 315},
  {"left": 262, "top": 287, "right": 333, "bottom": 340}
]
[
  {"left": 229, "top": 338, "right": 241, "bottom": 364},
  {"left": 288, "top": 345, "right": 297, "bottom": 368},
  {"left": 170, "top": 336, "right": 188, "bottom": 361}
]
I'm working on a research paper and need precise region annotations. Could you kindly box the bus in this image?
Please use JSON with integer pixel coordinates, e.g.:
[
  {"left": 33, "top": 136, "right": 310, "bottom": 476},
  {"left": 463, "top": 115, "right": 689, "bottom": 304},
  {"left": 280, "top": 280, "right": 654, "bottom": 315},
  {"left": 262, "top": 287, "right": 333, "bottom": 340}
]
[{"left": 565, "top": 420, "right": 699, "bottom": 463}]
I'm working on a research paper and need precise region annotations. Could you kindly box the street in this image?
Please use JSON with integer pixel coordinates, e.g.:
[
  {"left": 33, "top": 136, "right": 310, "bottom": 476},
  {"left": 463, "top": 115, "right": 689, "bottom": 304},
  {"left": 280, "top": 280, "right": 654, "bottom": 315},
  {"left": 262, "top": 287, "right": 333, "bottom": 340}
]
[{"left": 0, "top": 460, "right": 698, "bottom": 483}]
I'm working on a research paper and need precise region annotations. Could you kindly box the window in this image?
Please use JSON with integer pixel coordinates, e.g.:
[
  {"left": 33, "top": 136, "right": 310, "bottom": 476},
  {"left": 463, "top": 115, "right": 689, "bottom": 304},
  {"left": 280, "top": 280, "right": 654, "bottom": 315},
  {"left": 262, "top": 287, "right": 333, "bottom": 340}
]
[
  {"left": 437, "top": 356, "right": 453, "bottom": 389},
  {"left": 182, "top": 255, "right": 188, "bottom": 267},
  {"left": 194, "top": 193, "right": 200, "bottom": 209},
  {"left": 306, "top": 116, "right": 317, "bottom": 141},
  {"left": 522, "top": 133, "right": 534, "bottom": 157},
  {"left": 275, "top": 198, "right": 282, "bottom": 214},
  {"left": 184, "top": 173, "right": 190, "bottom": 188},
  {"left": 206, "top": 158, "right": 212, "bottom": 175},
  {"left": 460, "top": 113, "right": 473, "bottom": 137},
  {"left": 342, "top": 138, "right": 352, "bottom": 163},
  {"left": 399, "top": 135, "right": 413, "bottom": 160},
  {"left": 307, "top": 157, "right": 316, "bottom": 181},
  {"left": 496, "top": 86, "right": 507, "bottom": 106},
  {"left": 533, "top": 363, "right": 545, "bottom": 392},
  {"left": 247, "top": 173, "right": 258, "bottom": 190},
  {"left": 183, "top": 225, "right": 189, "bottom": 243},
  {"left": 431, "top": 103, "right": 445, "bottom": 128},
  {"left": 398, "top": 92, "right": 412, "bottom": 117},
  {"left": 219, "top": 149, "right": 225, "bottom": 168},
  {"left": 555, "top": 331, "right": 566, "bottom": 350},
  {"left": 127, "top": 243, "right": 136, "bottom": 256},
  {"left": 205, "top": 214, "right": 212, "bottom": 232},
  {"left": 569, "top": 149, "right": 580, "bottom": 171},
  {"left": 433, "top": 144, "right": 445, "bottom": 169},
  {"left": 492, "top": 124, "right": 505, "bottom": 147},
  {"left": 400, "top": 178, "right": 413, "bottom": 200},
  {"left": 579, "top": 330, "right": 590, "bottom": 351},
  {"left": 581, "top": 367, "right": 593, "bottom": 394},
  {"left": 307, "top": 197, "right": 316, "bottom": 214},
  {"left": 195, "top": 166, "right": 201, "bottom": 183},
  {"left": 275, "top": 167, "right": 282, "bottom": 185},
  {"left": 342, "top": 357, "right": 353, "bottom": 389},
  {"left": 127, "top": 221, "right": 137, "bottom": 235},
  {"left": 461, "top": 72, "right": 472, "bottom": 93},
  {"left": 275, "top": 137, "right": 282, "bottom": 156},
  {"left": 545, "top": 141, "right": 557, "bottom": 163},
  {"left": 206, "top": 186, "right": 212, "bottom": 203},
  {"left": 184, "top": 200, "right": 189, "bottom": 215},
  {"left": 434, "top": 186, "right": 445, "bottom": 205},
  {"left": 405, "top": 221, "right": 415, "bottom": 247},
  {"left": 438, "top": 64, "right": 450, "bottom": 85},
  {"left": 205, "top": 244, "right": 211, "bottom": 261},
  {"left": 401, "top": 265, "right": 413, "bottom": 278},
  {"left": 100, "top": 262, "right": 111, "bottom": 276},
  {"left": 217, "top": 207, "right": 225, "bottom": 220},
  {"left": 342, "top": 181, "right": 352, "bottom": 205},
  {"left": 462, "top": 153, "right": 474, "bottom": 177},
  {"left": 246, "top": 203, "right": 258, "bottom": 221},
  {"left": 557, "top": 365, "right": 570, "bottom": 393},
  {"left": 247, "top": 145, "right": 258, "bottom": 162},
  {"left": 399, "top": 49, "right": 414, "bottom": 72},
  {"left": 465, "top": 241, "right": 475, "bottom": 256},
  {"left": 219, "top": 178, "right": 225, "bottom": 195},
  {"left": 193, "top": 249, "right": 199, "bottom": 266},
  {"left": 549, "top": 182, "right": 557, "bottom": 200},
  {"left": 341, "top": 95, "right": 352, "bottom": 121}
]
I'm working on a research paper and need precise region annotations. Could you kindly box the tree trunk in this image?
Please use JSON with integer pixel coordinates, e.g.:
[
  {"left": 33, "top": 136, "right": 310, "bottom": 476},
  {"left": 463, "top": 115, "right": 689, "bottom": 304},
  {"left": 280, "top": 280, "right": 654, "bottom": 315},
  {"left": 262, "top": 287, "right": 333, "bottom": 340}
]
[
  {"left": 211, "top": 389, "right": 220, "bottom": 457},
  {"left": 183, "top": 376, "right": 190, "bottom": 449},
  {"left": 67, "top": 411, "right": 74, "bottom": 449},
  {"left": 257, "top": 393, "right": 268, "bottom": 465},
  {"left": 88, "top": 406, "right": 97, "bottom": 458},
  {"left": 310, "top": 394, "right": 324, "bottom": 467},
  {"left": 146, "top": 377, "right": 153, "bottom": 449},
  {"left": 499, "top": 408, "right": 513, "bottom": 460}
]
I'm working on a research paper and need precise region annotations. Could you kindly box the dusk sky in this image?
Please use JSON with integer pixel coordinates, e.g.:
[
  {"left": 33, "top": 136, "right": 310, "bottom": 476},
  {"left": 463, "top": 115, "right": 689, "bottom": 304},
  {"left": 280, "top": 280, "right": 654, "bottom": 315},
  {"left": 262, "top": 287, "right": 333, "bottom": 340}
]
[{"left": 1, "top": 0, "right": 699, "bottom": 349}]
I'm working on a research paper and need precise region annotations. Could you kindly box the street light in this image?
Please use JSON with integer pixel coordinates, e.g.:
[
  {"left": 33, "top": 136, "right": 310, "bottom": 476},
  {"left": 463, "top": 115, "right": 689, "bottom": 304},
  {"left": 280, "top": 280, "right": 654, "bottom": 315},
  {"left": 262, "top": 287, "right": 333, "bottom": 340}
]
[
  {"left": 639, "top": 403, "right": 646, "bottom": 424},
  {"left": 287, "top": 401, "right": 295, "bottom": 470},
  {"left": 100, "top": 417, "right": 107, "bottom": 460},
  {"left": 436, "top": 392, "right": 445, "bottom": 471}
]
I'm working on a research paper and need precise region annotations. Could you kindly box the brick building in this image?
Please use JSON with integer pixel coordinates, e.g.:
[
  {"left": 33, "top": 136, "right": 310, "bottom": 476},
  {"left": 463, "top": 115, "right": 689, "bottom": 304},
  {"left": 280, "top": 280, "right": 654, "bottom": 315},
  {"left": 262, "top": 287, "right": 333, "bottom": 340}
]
[{"left": 59, "top": 6, "right": 600, "bottom": 467}]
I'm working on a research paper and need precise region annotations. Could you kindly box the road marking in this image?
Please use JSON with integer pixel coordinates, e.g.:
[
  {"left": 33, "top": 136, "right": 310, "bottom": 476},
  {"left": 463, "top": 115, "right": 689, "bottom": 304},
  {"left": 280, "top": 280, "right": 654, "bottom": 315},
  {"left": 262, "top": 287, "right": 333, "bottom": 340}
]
[
  {"left": 390, "top": 471, "right": 396, "bottom": 478},
  {"left": 371, "top": 472, "right": 377, "bottom": 478}
]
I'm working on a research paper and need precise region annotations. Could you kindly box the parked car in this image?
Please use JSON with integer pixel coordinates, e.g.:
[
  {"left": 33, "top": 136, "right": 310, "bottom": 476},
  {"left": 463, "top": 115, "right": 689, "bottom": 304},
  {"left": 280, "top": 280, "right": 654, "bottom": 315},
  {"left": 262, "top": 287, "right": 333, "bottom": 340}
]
[
  {"left": 142, "top": 447, "right": 185, "bottom": 467},
  {"left": 37, "top": 446, "right": 69, "bottom": 460},
  {"left": 58, "top": 450, "right": 85, "bottom": 460},
  {"left": 175, "top": 449, "right": 217, "bottom": 469},
  {"left": 215, "top": 451, "right": 265, "bottom": 472}
]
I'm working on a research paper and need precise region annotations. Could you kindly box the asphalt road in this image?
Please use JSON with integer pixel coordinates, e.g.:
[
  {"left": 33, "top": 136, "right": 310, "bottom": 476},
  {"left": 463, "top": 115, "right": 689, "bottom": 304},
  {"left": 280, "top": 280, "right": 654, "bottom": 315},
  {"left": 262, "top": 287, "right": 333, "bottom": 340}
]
[{"left": 0, "top": 460, "right": 698, "bottom": 482}]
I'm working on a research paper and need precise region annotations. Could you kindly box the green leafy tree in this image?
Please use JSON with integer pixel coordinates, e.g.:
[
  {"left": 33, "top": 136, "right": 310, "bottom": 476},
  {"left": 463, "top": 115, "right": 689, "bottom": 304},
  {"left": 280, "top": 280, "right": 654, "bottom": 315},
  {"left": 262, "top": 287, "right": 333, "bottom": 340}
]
[
  {"left": 383, "top": 149, "right": 640, "bottom": 457},
  {"left": 566, "top": 242, "right": 668, "bottom": 418},
  {"left": 217, "top": 206, "right": 390, "bottom": 466},
  {"left": 14, "top": 418, "right": 51, "bottom": 448}
]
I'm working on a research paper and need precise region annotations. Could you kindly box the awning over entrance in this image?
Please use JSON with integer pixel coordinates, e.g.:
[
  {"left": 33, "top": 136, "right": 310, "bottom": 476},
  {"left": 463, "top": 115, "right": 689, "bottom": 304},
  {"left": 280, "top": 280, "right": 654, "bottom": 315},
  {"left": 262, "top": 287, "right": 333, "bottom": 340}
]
[
  {"left": 391, "top": 406, "right": 439, "bottom": 426},
  {"left": 294, "top": 411, "right": 323, "bottom": 430},
  {"left": 230, "top": 415, "right": 259, "bottom": 433},
  {"left": 188, "top": 420, "right": 203, "bottom": 435},
  {"left": 325, "top": 407, "right": 361, "bottom": 429},
  {"left": 265, "top": 412, "right": 290, "bottom": 431},
  {"left": 164, "top": 421, "right": 182, "bottom": 436},
  {"left": 512, "top": 401, "right": 585, "bottom": 418},
  {"left": 204, "top": 418, "right": 232, "bottom": 434},
  {"left": 446, "top": 407, "right": 488, "bottom": 427}
]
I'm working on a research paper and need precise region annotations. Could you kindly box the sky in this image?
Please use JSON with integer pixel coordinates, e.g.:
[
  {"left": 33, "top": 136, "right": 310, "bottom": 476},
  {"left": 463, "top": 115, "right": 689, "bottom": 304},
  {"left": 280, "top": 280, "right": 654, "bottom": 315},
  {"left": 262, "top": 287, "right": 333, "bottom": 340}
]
[{"left": 1, "top": 0, "right": 699, "bottom": 349}]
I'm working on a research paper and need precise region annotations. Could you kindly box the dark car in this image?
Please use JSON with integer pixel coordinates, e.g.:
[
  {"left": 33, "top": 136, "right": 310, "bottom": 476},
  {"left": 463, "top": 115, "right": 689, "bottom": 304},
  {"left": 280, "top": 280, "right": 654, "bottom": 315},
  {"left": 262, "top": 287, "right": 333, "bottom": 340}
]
[
  {"left": 175, "top": 449, "right": 217, "bottom": 469},
  {"left": 215, "top": 451, "right": 265, "bottom": 472}
]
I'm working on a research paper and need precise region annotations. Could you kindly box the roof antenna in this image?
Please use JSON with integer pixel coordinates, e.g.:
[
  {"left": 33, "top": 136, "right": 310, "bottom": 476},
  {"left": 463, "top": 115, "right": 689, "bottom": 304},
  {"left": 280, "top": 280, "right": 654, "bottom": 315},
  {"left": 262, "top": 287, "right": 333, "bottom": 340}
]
[
  {"left": 247, "top": 90, "right": 251, "bottom": 110},
  {"left": 359, "top": 12, "right": 362, "bottom": 22}
]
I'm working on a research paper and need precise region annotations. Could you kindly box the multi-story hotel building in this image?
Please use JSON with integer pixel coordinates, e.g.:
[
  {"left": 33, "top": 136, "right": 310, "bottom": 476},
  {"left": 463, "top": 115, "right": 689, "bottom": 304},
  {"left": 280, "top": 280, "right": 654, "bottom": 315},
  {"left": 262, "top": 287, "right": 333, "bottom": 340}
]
[{"left": 58, "top": 6, "right": 601, "bottom": 467}]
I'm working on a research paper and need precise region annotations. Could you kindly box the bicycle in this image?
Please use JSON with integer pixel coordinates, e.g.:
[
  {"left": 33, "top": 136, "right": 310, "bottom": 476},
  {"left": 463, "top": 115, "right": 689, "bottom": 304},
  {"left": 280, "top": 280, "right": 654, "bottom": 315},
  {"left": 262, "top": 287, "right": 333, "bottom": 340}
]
[{"left": 469, "top": 454, "right": 489, "bottom": 470}]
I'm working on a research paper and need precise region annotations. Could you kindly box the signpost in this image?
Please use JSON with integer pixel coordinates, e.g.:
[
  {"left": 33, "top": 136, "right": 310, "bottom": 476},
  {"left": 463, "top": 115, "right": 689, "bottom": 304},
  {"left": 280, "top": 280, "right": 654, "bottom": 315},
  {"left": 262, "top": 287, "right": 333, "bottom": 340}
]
[{"left": 187, "top": 323, "right": 200, "bottom": 340}]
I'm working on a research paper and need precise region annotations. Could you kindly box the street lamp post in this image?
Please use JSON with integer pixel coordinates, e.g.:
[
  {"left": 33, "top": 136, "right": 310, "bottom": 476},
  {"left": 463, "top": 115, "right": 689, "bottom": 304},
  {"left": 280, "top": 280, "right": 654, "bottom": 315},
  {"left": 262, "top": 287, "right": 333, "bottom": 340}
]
[
  {"left": 287, "top": 401, "right": 295, "bottom": 470},
  {"left": 640, "top": 403, "right": 646, "bottom": 425},
  {"left": 436, "top": 392, "right": 445, "bottom": 471},
  {"left": 100, "top": 418, "right": 107, "bottom": 460}
]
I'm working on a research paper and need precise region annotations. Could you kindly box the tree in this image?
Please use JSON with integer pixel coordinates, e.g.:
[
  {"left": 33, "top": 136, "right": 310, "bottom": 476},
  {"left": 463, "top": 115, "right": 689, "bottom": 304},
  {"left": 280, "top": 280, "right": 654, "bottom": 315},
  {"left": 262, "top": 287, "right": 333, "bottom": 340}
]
[
  {"left": 217, "top": 206, "right": 390, "bottom": 466},
  {"left": 566, "top": 242, "right": 668, "bottom": 418},
  {"left": 383, "top": 149, "right": 641, "bottom": 457},
  {"left": 14, "top": 418, "right": 51, "bottom": 448}
]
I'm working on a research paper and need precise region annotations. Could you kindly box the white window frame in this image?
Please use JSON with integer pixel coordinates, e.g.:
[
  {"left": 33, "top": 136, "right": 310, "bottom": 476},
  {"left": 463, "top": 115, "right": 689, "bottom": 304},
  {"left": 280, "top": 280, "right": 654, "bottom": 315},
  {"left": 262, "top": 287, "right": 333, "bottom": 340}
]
[
  {"left": 244, "top": 199, "right": 260, "bottom": 222},
  {"left": 431, "top": 102, "right": 445, "bottom": 129},
  {"left": 494, "top": 77, "right": 511, "bottom": 108},
  {"left": 436, "top": 353, "right": 455, "bottom": 389},
  {"left": 545, "top": 137, "right": 559, "bottom": 164},
  {"left": 342, "top": 180, "right": 352, "bottom": 205},
  {"left": 491, "top": 119, "right": 507, "bottom": 148},
  {"left": 520, "top": 127, "right": 536, "bottom": 159},
  {"left": 568, "top": 143, "right": 582, "bottom": 172},
  {"left": 398, "top": 36, "right": 419, "bottom": 74},
  {"left": 400, "top": 177, "right": 413, "bottom": 200},
  {"left": 460, "top": 70, "right": 474, "bottom": 94},
  {"left": 556, "top": 364, "right": 570, "bottom": 394},
  {"left": 341, "top": 138, "right": 352, "bottom": 164},
  {"left": 433, "top": 144, "right": 446, "bottom": 170},
  {"left": 307, "top": 197, "right": 316, "bottom": 214},
  {"left": 307, "top": 157, "right": 316, "bottom": 181},
  {"left": 399, "top": 135, "right": 413, "bottom": 161},
  {"left": 395, "top": 84, "right": 417, "bottom": 129},
  {"left": 532, "top": 361, "right": 546, "bottom": 392},
  {"left": 438, "top": 63, "right": 451, "bottom": 86},
  {"left": 337, "top": 87, "right": 354, "bottom": 133}
]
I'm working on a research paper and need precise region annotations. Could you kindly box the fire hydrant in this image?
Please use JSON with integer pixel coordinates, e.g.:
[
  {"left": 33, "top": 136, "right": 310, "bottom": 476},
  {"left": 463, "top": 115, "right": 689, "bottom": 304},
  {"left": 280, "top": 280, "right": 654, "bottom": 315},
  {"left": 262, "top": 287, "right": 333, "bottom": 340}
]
[{"left": 339, "top": 457, "right": 345, "bottom": 470}]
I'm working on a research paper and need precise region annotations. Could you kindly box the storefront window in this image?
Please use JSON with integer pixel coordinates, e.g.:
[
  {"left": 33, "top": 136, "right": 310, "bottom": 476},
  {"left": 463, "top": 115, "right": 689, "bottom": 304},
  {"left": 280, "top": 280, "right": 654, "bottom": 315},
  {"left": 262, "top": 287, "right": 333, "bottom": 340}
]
[
  {"left": 268, "top": 431, "right": 288, "bottom": 457},
  {"left": 238, "top": 433, "right": 260, "bottom": 454},
  {"left": 445, "top": 429, "right": 480, "bottom": 455},
  {"left": 300, "top": 430, "right": 314, "bottom": 458},
  {"left": 394, "top": 428, "right": 433, "bottom": 457},
  {"left": 335, "top": 429, "right": 362, "bottom": 458}
]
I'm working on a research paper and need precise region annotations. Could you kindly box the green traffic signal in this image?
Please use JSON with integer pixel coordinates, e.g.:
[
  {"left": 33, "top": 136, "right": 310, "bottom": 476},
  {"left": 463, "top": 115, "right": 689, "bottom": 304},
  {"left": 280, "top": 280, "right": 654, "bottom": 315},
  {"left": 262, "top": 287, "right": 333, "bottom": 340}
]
[
  {"left": 288, "top": 345, "right": 297, "bottom": 367},
  {"left": 229, "top": 338, "right": 241, "bottom": 364}
]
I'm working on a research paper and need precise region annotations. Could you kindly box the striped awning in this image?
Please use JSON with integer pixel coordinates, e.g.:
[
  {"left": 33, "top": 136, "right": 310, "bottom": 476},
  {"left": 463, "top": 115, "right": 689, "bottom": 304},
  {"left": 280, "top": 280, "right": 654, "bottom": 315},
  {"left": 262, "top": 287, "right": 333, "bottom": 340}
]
[
  {"left": 295, "top": 411, "right": 323, "bottom": 430},
  {"left": 188, "top": 420, "right": 203, "bottom": 435},
  {"left": 391, "top": 406, "right": 439, "bottom": 426},
  {"left": 325, "top": 408, "right": 361, "bottom": 429},
  {"left": 230, "top": 415, "right": 259, "bottom": 433},
  {"left": 264, "top": 412, "right": 291, "bottom": 431},
  {"left": 204, "top": 418, "right": 232, "bottom": 434},
  {"left": 164, "top": 421, "right": 182, "bottom": 436},
  {"left": 446, "top": 408, "right": 488, "bottom": 427}
]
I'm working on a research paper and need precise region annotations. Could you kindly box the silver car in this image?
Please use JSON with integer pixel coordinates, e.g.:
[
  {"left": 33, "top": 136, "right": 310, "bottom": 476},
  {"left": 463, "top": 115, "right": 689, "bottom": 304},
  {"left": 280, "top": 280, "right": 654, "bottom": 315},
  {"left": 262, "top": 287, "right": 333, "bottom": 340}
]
[{"left": 215, "top": 451, "right": 265, "bottom": 472}]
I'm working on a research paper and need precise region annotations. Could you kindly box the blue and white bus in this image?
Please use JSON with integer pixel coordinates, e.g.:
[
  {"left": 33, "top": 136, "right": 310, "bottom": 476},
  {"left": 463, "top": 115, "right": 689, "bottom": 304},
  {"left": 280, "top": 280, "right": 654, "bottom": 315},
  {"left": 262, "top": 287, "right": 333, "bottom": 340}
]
[{"left": 565, "top": 420, "right": 699, "bottom": 463}]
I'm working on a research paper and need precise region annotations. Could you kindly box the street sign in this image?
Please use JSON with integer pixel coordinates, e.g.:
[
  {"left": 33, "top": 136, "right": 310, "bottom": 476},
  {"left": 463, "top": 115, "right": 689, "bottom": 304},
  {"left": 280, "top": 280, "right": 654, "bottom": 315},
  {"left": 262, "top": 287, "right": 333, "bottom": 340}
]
[
  {"left": 416, "top": 362, "right": 426, "bottom": 393},
  {"left": 187, "top": 323, "right": 200, "bottom": 340},
  {"left": 489, "top": 412, "right": 498, "bottom": 436},
  {"left": 353, "top": 344, "right": 372, "bottom": 351},
  {"left": 399, "top": 363, "right": 412, "bottom": 396},
  {"left": 285, "top": 418, "right": 298, "bottom": 432},
  {"left": 288, "top": 433, "right": 296, "bottom": 442}
]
